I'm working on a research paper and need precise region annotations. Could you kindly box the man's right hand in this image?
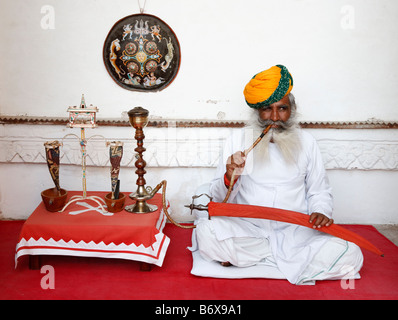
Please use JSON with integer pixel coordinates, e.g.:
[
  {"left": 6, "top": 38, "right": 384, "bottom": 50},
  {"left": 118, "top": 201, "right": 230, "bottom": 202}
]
[{"left": 226, "top": 151, "right": 246, "bottom": 182}]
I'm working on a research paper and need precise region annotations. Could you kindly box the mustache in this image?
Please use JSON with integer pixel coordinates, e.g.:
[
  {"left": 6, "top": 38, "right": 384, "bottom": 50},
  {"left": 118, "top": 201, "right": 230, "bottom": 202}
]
[{"left": 257, "top": 119, "right": 291, "bottom": 131}]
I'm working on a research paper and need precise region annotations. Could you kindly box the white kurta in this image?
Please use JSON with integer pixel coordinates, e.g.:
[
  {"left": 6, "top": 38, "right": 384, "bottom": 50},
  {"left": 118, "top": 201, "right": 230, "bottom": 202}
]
[{"left": 207, "top": 127, "right": 335, "bottom": 284}]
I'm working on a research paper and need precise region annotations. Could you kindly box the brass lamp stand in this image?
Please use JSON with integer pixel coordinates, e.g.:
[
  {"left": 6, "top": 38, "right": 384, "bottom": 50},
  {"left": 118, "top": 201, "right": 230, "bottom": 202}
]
[{"left": 125, "top": 107, "right": 160, "bottom": 213}]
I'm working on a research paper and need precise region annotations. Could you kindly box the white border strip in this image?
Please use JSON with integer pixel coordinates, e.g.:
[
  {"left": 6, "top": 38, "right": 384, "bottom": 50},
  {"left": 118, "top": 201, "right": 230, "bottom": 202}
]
[{"left": 15, "top": 232, "right": 170, "bottom": 267}]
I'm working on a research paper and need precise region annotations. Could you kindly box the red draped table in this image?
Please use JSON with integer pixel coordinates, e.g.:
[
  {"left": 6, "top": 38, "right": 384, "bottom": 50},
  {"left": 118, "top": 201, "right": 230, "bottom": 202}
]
[{"left": 15, "top": 191, "right": 170, "bottom": 270}]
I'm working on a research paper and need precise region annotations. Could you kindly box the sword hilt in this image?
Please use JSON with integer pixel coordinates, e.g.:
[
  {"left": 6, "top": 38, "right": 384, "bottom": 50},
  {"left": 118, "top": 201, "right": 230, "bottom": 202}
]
[{"left": 185, "top": 193, "right": 212, "bottom": 215}]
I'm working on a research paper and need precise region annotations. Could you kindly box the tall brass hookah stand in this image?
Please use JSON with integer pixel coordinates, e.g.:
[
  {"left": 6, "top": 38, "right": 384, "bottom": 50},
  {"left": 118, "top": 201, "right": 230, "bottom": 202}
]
[
  {"left": 124, "top": 107, "right": 158, "bottom": 213},
  {"left": 124, "top": 107, "right": 193, "bottom": 229}
]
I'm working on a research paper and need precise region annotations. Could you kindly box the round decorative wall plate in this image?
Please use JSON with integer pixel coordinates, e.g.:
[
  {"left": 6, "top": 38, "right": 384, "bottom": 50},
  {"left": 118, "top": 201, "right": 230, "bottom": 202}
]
[{"left": 103, "top": 14, "right": 181, "bottom": 92}]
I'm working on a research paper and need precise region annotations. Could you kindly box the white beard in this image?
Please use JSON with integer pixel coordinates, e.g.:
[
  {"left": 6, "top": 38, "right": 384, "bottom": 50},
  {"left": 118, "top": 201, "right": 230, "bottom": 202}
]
[{"left": 247, "top": 110, "right": 302, "bottom": 165}]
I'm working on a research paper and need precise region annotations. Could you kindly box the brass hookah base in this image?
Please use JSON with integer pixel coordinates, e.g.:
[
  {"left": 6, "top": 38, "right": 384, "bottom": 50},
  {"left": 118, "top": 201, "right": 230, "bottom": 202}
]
[{"left": 125, "top": 185, "right": 159, "bottom": 214}]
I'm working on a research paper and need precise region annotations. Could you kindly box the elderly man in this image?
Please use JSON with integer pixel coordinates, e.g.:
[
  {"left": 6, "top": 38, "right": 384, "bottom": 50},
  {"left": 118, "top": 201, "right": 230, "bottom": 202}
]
[{"left": 195, "top": 65, "right": 363, "bottom": 285}]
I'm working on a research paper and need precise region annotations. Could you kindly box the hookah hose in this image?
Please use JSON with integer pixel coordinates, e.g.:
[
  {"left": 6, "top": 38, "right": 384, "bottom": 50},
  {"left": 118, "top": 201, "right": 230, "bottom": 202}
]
[
  {"left": 154, "top": 180, "right": 197, "bottom": 229},
  {"left": 222, "top": 124, "right": 272, "bottom": 203},
  {"left": 141, "top": 179, "right": 195, "bottom": 229},
  {"left": 157, "top": 124, "right": 273, "bottom": 229}
]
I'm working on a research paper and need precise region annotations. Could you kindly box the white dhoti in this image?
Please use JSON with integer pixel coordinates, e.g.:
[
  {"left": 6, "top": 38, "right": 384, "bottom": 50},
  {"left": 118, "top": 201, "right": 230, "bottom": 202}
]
[
  {"left": 196, "top": 219, "right": 273, "bottom": 268},
  {"left": 192, "top": 128, "right": 364, "bottom": 285},
  {"left": 195, "top": 219, "right": 363, "bottom": 285},
  {"left": 296, "top": 235, "right": 363, "bottom": 285}
]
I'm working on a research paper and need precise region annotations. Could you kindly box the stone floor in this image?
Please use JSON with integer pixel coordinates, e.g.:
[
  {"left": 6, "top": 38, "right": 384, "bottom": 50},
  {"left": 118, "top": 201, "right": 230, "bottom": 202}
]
[{"left": 374, "top": 224, "right": 398, "bottom": 246}]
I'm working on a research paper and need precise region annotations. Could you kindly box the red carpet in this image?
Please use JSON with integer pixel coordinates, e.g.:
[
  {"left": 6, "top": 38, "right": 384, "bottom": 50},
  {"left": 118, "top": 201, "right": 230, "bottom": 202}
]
[{"left": 1, "top": 220, "right": 397, "bottom": 300}]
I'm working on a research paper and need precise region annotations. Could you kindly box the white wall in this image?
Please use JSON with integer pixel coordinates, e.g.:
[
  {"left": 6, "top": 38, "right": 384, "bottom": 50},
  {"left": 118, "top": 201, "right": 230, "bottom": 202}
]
[
  {"left": 1, "top": 0, "right": 398, "bottom": 122},
  {"left": 1, "top": 0, "right": 398, "bottom": 224}
]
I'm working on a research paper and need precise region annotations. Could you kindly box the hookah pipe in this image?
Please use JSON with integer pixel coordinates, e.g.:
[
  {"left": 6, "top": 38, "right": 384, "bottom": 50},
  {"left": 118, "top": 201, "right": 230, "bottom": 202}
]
[
  {"left": 125, "top": 107, "right": 160, "bottom": 214},
  {"left": 124, "top": 106, "right": 272, "bottom": 229},
  {"left": 182, "top": 124, "right": 273, "bottom": 228},
  {"left": 124, "top": 106, "right": 200, "bottom": 228},
  {"left": 222, "top": 124, "right": 272, "bottom": 203},
  {"left": 125, "top": 113, "right": 383, "bottom": 256}
]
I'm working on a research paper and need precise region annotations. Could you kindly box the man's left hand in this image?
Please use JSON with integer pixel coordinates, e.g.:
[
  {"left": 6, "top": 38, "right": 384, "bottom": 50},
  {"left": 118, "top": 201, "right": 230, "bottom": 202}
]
[{"left": 309, "top": 212, "right": 334, "bottom": 228}]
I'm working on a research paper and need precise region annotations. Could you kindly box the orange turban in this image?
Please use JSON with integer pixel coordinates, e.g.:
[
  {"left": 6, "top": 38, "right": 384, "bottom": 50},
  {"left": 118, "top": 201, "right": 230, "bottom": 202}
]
[{"left": 243, "top": 65, "right": 293, "bottom": 109}]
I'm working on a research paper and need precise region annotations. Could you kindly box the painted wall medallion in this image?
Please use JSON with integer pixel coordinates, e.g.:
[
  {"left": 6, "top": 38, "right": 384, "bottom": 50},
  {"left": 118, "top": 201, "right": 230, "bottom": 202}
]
[{"left": 103, "top": 14, "right": 181, "bottom": 92}]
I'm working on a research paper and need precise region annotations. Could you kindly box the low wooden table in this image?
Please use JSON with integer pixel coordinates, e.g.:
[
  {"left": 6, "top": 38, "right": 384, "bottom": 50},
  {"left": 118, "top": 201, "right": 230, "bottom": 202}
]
[{"left": 15, "top": 191, "right": 170, "bottom": 271}]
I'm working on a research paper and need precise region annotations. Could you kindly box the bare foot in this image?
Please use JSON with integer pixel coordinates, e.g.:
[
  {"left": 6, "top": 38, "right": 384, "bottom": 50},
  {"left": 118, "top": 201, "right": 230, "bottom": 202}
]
[{"left": 221, "top": 261, "right": 232, "bottom": 267}]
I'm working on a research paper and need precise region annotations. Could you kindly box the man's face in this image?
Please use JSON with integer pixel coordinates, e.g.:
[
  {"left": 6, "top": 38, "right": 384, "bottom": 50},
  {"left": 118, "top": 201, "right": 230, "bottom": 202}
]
[{"left": 258, "top": 95, "right": 291, "bottom": 129}]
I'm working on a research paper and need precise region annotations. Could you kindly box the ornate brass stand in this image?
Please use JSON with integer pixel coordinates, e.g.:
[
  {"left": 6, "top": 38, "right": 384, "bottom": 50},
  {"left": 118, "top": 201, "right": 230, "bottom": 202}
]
[{"left": 125, "top": 107, "right": 160, "bottom": 213}]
